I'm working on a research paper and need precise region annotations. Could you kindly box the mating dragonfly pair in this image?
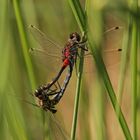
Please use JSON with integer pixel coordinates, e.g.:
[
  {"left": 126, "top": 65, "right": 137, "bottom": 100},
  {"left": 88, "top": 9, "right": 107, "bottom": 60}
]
[
  {"left": 29, "top": 25, "right": 121, "bottom": 114},
  {"left": 29, "top": 25, "right": 88, "bottom": 113}
]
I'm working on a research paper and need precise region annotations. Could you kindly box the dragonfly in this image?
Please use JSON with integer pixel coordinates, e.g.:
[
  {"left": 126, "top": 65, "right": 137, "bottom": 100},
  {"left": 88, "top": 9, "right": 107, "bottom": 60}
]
[
  {"left": 9, "top": 91, "right": 70, "bottom": 140},
  {"left": 29, "top": 25, "right": 122, "bottom": 113},
  {"left": 29, "top": 25, "right": 88, "bottom": 113}
]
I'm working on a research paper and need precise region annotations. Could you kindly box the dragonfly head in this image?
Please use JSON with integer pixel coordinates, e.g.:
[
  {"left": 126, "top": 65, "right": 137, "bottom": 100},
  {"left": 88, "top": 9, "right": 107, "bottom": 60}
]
[
  {"left": 34, "top": 88, "right": 45, "bottom": 100},
  {"left": 69, "top": 32, "right": 81, "bottom": 42}
]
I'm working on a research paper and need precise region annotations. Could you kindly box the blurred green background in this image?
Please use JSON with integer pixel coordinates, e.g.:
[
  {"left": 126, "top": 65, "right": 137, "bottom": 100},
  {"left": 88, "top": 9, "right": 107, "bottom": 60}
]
[{"left": 0, "top": 0, "right": 140, "bottom": 140}]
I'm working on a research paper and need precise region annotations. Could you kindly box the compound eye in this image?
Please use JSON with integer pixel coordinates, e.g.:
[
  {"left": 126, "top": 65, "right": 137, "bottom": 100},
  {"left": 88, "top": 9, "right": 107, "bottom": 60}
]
[{"left": 70, "top": 33, "right": 74, "bottom": 39}]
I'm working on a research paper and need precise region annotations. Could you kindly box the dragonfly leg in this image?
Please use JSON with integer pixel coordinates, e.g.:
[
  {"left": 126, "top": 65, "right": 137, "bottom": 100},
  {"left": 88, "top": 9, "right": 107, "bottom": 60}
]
[
  {"left": 78, "top": 39, "right": 88, "bottom": 51},
  {"left": 56, "top": 80, "right": 61, "bottom": 91},
  {"left": 50, "top": 83, "right": 58, "bottom": 92},
  {"left": 47, "top": 89, "right": 58, "bottom": 96},
  {"left": 47, "top": 81, "right": 61, "bottom": 96},
  {"left": 79, "top": 44, "right": 88, "bottom": 51},
  {"left": 52, "top": 81, "right": 61, "bottom": 92}
]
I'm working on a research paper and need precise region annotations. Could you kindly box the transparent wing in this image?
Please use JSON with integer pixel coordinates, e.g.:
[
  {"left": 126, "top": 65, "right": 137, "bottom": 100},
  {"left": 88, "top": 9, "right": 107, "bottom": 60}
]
[
  {"left": 28, "top": 25, "right": 63, "bottom": 74},
  {"left": 16, "top": 95, "right": 69, "bottom": 140},
  {"left": 29, "top": 25, "right": 62, "bottom": 55},
  {"left": 46, "top": 113, "right": 70, "bottom": 140},
  {"left": 83, "top": 26, "right": 123, "bottom": 74},
  {"left": 83, "top": 50, "right": 122, "bottom": 76}
]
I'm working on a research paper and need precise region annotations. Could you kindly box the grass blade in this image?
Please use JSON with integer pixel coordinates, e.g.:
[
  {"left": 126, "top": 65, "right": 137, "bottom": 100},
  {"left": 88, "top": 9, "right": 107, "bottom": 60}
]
[
  {"left": 68, "top": 1, "right": 87, "bottom": 140},
  {"left": 88, "top": 38, "right": 133, "bottom": 140},
  {"left": 70, "top": 39, "right": 85, "bottom": 140},
  {"left": 69, "top": 0, "right": 133, "bottom": 139},
  {"left": 130, "top": 0, "right": 138, "bottom": 139},
  {"left": 68, "top": 0, "right": 86, "bottom": 32},
  {"left": 12, "top": 0, "right": 36, "bottom": 89}
]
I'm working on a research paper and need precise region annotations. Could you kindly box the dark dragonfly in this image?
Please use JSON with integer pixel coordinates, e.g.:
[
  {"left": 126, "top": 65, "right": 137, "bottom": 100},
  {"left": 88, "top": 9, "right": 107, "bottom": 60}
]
[{"left": 29, "top": 25, "right": 87, "bottom": 113}]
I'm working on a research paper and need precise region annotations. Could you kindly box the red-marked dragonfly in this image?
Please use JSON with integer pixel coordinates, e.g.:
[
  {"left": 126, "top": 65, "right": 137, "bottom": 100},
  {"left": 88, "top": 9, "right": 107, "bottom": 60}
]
[
  {"left": 29, "top": 25, "right": 88, "bottom": 113},
  {"left": 29, "top": 25, "right": 122, "bottom": 113},
  {"left": 10, "top": 91, "right": 69, "bottom": 140}
]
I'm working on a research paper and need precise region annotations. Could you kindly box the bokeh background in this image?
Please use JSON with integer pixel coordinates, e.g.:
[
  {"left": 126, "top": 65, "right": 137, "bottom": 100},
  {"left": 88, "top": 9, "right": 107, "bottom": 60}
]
[{"left": 0, "top": 0, "right": 140, "bottom": 140}]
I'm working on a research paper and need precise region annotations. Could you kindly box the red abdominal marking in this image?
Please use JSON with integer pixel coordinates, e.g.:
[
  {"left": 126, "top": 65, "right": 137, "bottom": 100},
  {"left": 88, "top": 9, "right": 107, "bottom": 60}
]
[{"left": 63, "top": 59, "right": 70, "bottom": 67}]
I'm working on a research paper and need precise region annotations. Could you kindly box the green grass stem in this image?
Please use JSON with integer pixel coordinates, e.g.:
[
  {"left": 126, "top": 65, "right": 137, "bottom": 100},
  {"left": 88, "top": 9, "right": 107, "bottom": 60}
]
[
  {"left": 131, "top": 20, "right": 138, "bottom": 140},
  {"left": 69, "top": 0, "right": 133, "bottom": 139},
  {"left": 12, "top": 0, "right": 36, "bottom": 89},
  {"left": 68, "top": 0, "right": 86, "bottom": 32},
  {"left": 88, "top": 38, "right": 133, "bottom": 140},
  {"left": 70, "top": 45, "right": 85, "bottom": 140},
  {"left": 130, "top": 1, "right": 138, "bottom": 139},
  {"left": 68, "top": 1, "right": 87, "bottom": 140}
]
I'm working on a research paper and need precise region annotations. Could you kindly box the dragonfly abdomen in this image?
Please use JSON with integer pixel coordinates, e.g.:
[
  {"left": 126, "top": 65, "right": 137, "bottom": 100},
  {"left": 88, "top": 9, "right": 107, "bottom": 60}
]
[{"left": 52, "top": 63, "right": 73, "bottom": 105}]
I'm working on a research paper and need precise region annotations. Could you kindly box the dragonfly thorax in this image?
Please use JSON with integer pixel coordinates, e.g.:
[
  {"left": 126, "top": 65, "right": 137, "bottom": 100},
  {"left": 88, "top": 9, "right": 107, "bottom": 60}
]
[
  {"left": 62, "top": 32, "right": 81, "bottom": 63},
  {"left": 62, "top": 42, "right": 78, "bottom": 67}
]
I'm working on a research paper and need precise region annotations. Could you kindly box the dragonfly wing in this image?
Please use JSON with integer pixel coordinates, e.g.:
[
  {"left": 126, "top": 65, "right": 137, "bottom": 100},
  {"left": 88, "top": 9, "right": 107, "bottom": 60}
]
[
  {"left": 28, "top": 25, "right": 63, "bottom": 74},
  {"left": 82, "top": 26, "right": 124, "bottom": 74},
  {"left": 83, "top": 50, "right": 122, "bottom": 75},
  {"left": 30, "top": 48, "right": 62, "bottom": 74},
  {"left": 14, "top": 93, "right": 69, "bottom": 140},
  {"left": 29, "top": 25, "right": 62, "bottom": 55},
  {"left": 45, "top": 113, "right": 70, "bottom": 140}
]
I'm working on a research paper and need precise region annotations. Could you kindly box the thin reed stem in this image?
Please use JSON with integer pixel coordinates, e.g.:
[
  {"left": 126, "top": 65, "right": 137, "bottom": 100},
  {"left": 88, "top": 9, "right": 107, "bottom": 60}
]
[
  {"left": 69, "top": 0, "right": 133, "bottom": 139},
  {"left": 130, "top": 1, "right": 138, "bottom": 139},
  {"left": 12, "top": 0, "right": 36, "bottom": 89},
  {"left": 68, "top": 1, "right": 86, "bottom": 140}
]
